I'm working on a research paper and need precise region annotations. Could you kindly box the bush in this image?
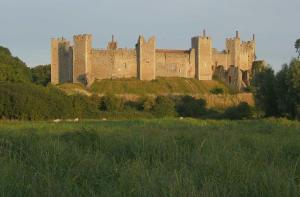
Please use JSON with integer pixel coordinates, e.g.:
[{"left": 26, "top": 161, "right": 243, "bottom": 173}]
[
  {"left": 0, "top": 82, "right": 104, "bottom": 120},
  {"left": 210, "top": 87, "right": 224, "bottom": 95},
  {"left": 177, "top": 96, "right": 207, "bottom": 117},
  {"left": 223, "top": 102, "right": 253, "bottom": 120},
  {"left": 152, "top": 96, "right": 176, "bottom": 117},
  {"left": 101, "top": 94, "right": 124, "bottom": 112},
  {"left": 139, "top": 96, "right": 155, "bottom": 112}
]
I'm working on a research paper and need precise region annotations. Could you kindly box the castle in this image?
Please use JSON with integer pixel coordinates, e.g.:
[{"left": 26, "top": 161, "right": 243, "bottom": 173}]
[{"left": 51, "top": 31, "right": 256, "bottom": 89}]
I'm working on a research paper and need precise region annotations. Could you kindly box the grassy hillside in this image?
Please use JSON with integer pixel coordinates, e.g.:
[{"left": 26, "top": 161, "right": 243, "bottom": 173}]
[
  {"left": 0, "top": 119, "right": 299, "bottom": 196},
  {"left": 58, "top": 78, "right": 231, "bottom": 96},
  {"left": 90, "top": 77, "right": 229, "bottom": 95},
  {"left": 57, "top": 78, "right": 254, "bottom": 109}
]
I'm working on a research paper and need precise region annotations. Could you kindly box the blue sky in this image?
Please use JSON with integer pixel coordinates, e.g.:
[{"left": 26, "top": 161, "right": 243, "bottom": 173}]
[{"left": 0, "top": 0, "right": 299, "bottom": 70}]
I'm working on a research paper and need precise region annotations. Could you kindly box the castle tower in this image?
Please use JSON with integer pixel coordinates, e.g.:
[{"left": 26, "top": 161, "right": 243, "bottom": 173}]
[
  {"left": 226, "top": 31, "right": 241, "bottom": 67},
  {"left": 51, "top": 38, "right": 73, "bottom": 84},
  {"left": 73, "top": 34, "right": 93, "bottom": 85},
  {"left": 191, "top": 30, "right": 213, "bottom": 80},
  {"left": 136, "top": 36, "right": 156, "bottom": 81}
]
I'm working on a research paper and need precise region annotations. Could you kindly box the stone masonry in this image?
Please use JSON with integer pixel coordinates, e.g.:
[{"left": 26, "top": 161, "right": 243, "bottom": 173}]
[{"left": 51, "top": 31, "right": 256, "bottom": 89}]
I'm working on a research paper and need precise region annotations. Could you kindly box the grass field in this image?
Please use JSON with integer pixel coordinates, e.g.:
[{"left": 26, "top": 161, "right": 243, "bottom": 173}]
[{"left": 0, "top": 119, "right": 299, "bottom": 196}]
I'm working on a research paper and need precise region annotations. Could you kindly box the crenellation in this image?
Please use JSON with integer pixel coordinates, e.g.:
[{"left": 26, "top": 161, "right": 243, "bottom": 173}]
[{"left": 51, "top": 31, "right": 257, "bottom": 90}]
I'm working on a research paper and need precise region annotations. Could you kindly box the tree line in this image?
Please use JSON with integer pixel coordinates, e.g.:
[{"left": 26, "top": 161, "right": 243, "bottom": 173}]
[{"left": 251, "top": 58, "right": 300, "bottom": 119}]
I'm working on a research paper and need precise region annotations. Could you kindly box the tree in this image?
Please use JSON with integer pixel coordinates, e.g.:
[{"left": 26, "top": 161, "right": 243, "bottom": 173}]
[
  {"left": 286, "top": 59, "right": 300, "bottom": 118},
  {"left": 275, "top": 64, "right": 291, "bottom": 116},
  {"left": 273, "top": 59, "right": 300, "bottom": 119},
  {"left": 295, "top": 39, "right": 300, "bottom": 59},
  {"left": 0, "top": 46, "right": 32, "bottom": 83},
  {"left": 31, "top": 64, "right": 51, "bottom": 86},
  {"left": 251, "top": 66, "right": 278, "bottom": 117}
]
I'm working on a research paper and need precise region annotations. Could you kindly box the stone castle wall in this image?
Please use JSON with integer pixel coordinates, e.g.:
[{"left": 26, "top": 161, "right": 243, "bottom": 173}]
[
  {"left": 51, "top": 31, "right": 256, "bottom": 89},
  {"left": 91, "top": 49, "right": 137, "bottom": 80},
  {"left": 155, "top": 49, "right": 195, "bottom": 78}
]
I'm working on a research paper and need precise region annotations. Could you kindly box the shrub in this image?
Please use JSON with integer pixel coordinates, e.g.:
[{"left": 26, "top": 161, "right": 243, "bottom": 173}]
[
  {"left": 223, "top": 102, "right": 253, "bottom": 120},
  {"left": 210, "top": 87, "right": 224, "bottom": 95},
  {"left": 177, "top": 96, "right": 207, "bottom": 117},
  {"left": 71, "top": 94, "right": 100, "bottom": 118},
  {"left": 140, "top": 96, "right": 155, "bottom": 112},
  {"left": 152, "top": 96, "right": 176, "bottom": 117},
  {"left": 101, "top": 94, "right": 124, "bottom": 112}
]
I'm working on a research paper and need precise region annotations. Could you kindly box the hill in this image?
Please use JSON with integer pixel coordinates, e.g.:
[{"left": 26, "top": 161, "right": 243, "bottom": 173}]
[
  {"left": 90, "top": 78, "right": 230, "bottom": 95},
  {"left": 58, "top": 78, "right": 230, "bottom": 96},
  {"left": 57, "top": 78, "right": 254, "bottom": 109}
]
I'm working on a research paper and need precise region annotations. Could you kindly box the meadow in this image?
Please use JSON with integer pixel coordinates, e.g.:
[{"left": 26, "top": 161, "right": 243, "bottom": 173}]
[{"left": 0, "top": 118, "right": 299, "bottom": 196}]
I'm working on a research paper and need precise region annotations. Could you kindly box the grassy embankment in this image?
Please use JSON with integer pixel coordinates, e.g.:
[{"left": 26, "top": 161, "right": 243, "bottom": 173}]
[
  {"left": 0, "top": 118, "right": 299, "bottom": 196},
  {"left": 58, "top": 78, "right": 254, "bottom": 109}
]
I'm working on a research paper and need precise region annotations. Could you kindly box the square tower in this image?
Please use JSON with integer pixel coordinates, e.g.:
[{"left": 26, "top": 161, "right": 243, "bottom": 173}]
[
  {"left": 51, "top": 38, "right": 73, "bottom": 84},
  {"left": 191, "top": 30, "right": 213, "bottom": 80},
  {"left": 73, "top": 34, "right": 93, "bottom": 85},
  {"left": 136, "top": 36, "right": 156, "bottom": 81}
]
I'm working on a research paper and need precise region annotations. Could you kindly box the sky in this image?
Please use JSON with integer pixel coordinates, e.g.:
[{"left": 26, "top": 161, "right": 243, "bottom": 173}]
[{"left": 0, "top": 0, "right": 299, "bottom": 71}]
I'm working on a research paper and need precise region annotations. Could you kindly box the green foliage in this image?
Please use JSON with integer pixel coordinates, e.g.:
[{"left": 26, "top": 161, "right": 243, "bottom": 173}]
[
  {"left": 251, "top": 61, "right": 266, "bottom": 77},
  {"left": 252, "top": 59, "right": 300, "bottom": 119},
  {"left": 0, "top": 119, "right": 299, "bottom": 196},
  {"left": 285, "top": 59, "right": 300, "bottom": 119},
  {"left": 251, "top": 66, "right": 278, "bottom": 116},
  {"left": 31, "top": 64, "right": 50, "bottom": 86},
  {"left": 223, "top": 102, "right": 253, "bottom": 120},
  {"left": 71, "top": 94, "right": 100, "bottom": 118},
  {"left": 152, "top": 96, "right": 176, "bottom": 117},
  {"left": 177, "top": 96, "right": 207, "bottom": 117},
  {"left": 295, "top": 39, "right": 300, "bottom": 59},
  {"left": 0, "top": 82, "right": 102, "bottom": 120},
  {"left": 101, "top": 94, "right": 124, "bottom": 112},
  {"left": 0, "top": 46, "right": 32, "bottom": 82},
  {"left": 209, "top": 87, "right": 224, "bottom": 94}
]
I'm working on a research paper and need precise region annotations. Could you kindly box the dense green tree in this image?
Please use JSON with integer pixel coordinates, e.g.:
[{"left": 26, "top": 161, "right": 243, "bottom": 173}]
[
  {"left": 0, "top": 82, "right": 103, "bottom": 120},
  {"left": 0, "top": 46, "right": 32, "bottom": 82},
  {"left": 295, "top": 39, "right": 300, "bottom": 59},
  {"left": 275, "top": 64, "right": 291, "bottom": 117},
  {"left": 251, "top": 61, "right": 266, "bottom": 78},
  {"left": 286, "top": 59, "right": 300, "bottom": 118},
  {"left": 31, "top": 64, "right": 50, "bottom": 86},
  {"left": 251, "top": 66, "right": 278, "bottom": 117}
]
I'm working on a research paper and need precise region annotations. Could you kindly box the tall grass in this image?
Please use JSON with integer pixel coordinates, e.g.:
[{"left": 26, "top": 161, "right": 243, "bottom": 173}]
[{"left": 0, "top": 119, "right": 299, "bottom": 196}]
